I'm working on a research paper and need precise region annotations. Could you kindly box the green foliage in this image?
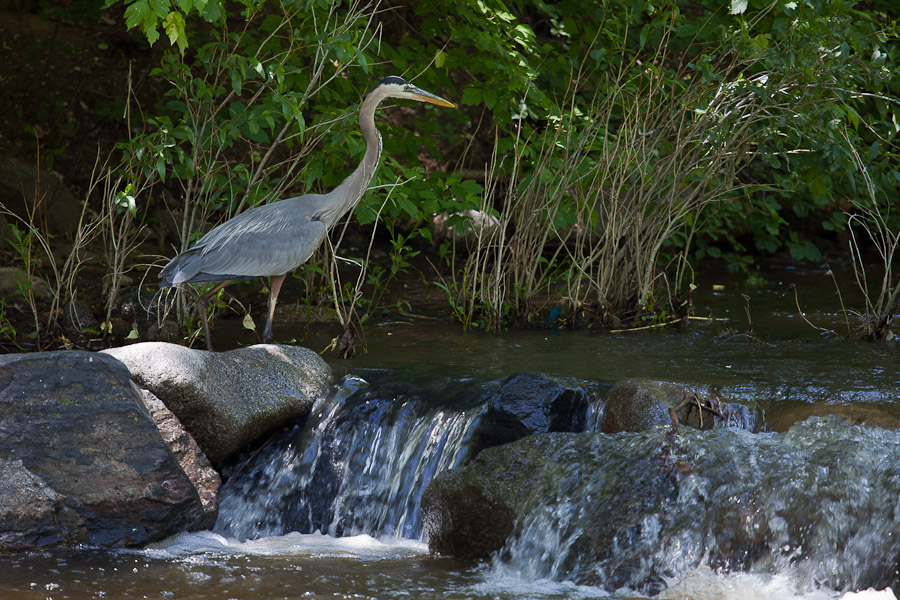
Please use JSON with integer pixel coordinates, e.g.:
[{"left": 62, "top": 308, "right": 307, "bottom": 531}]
[
  {"left": 0, "top": 299, "right": 18, "bottom": 346},
  {"left": 106, "top": 0, "right": 226, "bottom": 51},
  {"left": 97, "top": 0, "right": 899, "bottom": 333},
  {"left": 680, "top": 0, "right": 900, "bottom": 269},
  {"left": 6, "top": 224, "right": 35, "bottom": 301}
]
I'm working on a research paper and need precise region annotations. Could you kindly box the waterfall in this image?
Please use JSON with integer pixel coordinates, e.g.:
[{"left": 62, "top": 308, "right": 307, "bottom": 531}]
[
  {"left": 469, "top": 419, "right": 900, "bottom": 595},
  {"left": 215, "top": 375, "right": 485, "bottom": 541}
]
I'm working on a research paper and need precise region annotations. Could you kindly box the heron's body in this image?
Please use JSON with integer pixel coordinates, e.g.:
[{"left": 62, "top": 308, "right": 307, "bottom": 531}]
[
  {"left": 159, "top": 195, "right": 328, "bottom": 284},
  {"left": 159, "top": 75, "right": 454, "bottom": 349}
]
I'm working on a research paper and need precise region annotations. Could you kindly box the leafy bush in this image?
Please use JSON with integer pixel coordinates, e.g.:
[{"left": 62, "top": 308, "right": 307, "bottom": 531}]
[{"left": 99, "top": 0, "right": 900, "bottom": 336}]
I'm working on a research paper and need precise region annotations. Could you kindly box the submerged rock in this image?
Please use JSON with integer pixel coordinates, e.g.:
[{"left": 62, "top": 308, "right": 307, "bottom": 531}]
[
  {"left": 423, "top": 419, "right": 900, "bottom": 594},
  {"left": 103, "top": 342, "right": 333, "bottom": 464},
  {"left": 600, "top": 379, "right": 758, "bottom": 433},
  {"left": 0, "top": 351, "right": 206, "bottom": 550}
]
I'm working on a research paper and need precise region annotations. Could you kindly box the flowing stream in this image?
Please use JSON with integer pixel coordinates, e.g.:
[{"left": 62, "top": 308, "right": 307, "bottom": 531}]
[{"left": 1, "top": 263, "right": 899, "bottom": 599}]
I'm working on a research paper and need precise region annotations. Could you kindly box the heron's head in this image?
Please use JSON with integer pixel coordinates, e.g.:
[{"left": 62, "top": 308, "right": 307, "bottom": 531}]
[{"left": 371, "top": 75, "right": 455, "bottom": 108}]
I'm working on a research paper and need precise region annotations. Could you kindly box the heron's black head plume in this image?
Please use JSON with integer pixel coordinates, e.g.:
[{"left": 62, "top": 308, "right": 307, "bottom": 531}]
[{"left": 377, "top": 75, "right": 409, "bottom": 87}]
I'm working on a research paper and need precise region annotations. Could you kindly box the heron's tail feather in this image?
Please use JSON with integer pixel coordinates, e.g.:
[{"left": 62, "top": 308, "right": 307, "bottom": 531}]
[
  {"left": 159, "top": 249, "right": 203, "bottom": 288},
  {"left": 160, "top": 248, "right": 249, "bottom": 288}
]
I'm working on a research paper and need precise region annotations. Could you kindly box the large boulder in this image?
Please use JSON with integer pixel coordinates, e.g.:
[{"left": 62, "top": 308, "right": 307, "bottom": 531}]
[
  {"left": 102, "top": 342, "right": 334, "bottom": 464},
  {"left": 423, "top": 420, "right": 900, "bottom": 594},
  {"left": 0, "top": 351, "right": 207, "bottom": 550},
  {"left": 600, "top": 379, "right": 758, "bottom": 433}
]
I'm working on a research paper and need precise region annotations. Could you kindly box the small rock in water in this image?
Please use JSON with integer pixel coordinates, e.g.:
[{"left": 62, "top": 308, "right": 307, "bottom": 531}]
[
  {"left": 468, "top": 372, "right": 595, "bottom": 457},
  {"left": 600, "top": 379, "right": 758, "bottom": 433}
]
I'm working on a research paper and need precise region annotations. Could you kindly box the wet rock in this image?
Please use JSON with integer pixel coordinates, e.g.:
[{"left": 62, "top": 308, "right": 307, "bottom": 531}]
[
  {"left": 468, "top": 373, "right": 594, "bottom": 457},
  {"left": 0, "top": 351, "right": 206, "bottom": 550},
  {"left": 214, "top": 375, "right": 487, "bottom": 542},
  {"left": 766, "top": 402, "right": 900, "bottom": 432},
  {"left": 423, "top": 431, "right": 677, "bottom": 566},
  {"left": 424, "top": 420, "right": 900, "bottom": 593},
  {"left": 102, "top": 342, "right": 334, "bottom": 464},
  {"left": 137, "top": 388, "right": 220, "bottom": 528},
  {"left": 0, "top": 157, "right": 83, "bottom": 236},
  {"left": 600, "top": 379, "right": 758, "bottom": 433}
]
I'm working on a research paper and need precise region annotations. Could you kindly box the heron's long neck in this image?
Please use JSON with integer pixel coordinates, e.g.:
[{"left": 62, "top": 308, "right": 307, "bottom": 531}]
[{"left": 323, "top": 92, "right": 383, "bottom": 228}]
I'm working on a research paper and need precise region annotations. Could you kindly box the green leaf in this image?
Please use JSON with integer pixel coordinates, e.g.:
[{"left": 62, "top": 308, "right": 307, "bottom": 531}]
[
  {"left": 163, "top": 10, "right": 187, "bottom": 54},
  {"left": 142, "top": 22, "right": 160, "bottom": 46},
  {"left": 461, "top": 87, "right": 482, "bottom": 106},
  {"left": 482, "top": 86, "right": 499, "bottom": 109},
  {"left": 123, "top": 0, "right": 149, "bottom": 30},
  {"left": 199, "top": 0, "right": 222, "bottom": 22},
  {"left": 148, "top": 0, "right": 170, "bottom": 18}
]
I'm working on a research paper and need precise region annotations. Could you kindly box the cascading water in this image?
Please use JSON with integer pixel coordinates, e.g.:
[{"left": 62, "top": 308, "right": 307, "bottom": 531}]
[
  {"left": 215, "top": 375, "right": 488, "bottom": 541},
  {"left": 215, "top": 372, "right": 597, "bottom": 544},
  {"left": 464, "top": 418, "right": 900, "bottom": 596}
]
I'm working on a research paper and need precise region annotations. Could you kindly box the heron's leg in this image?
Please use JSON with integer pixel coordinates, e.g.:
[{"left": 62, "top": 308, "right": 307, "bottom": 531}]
[
  {"left": 195, "top": 280, "right": 231, "bottom": 351},
  {"left": 262, "top": 273, "right": 287, "bottom": 344}
]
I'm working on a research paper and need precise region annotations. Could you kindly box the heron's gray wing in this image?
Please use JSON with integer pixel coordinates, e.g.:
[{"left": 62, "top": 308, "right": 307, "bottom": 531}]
[{"left": 164, "top": 195, "right": 329, "bottom": 285}]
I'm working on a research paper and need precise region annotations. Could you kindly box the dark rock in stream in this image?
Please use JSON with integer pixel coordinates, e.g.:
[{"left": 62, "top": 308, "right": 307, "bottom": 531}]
[
  {"left": 423, "top": 418, "right": 900, "bottom": 594},
  {"left": 103, "top": 342, "right": 334, "bottom": 465},
  {"left": 600, "top": 379, "right": 758, "bottom": 433},
  {"left": 0, "top": 351, "right": 207, "bottom": 550},
  {"left": 467, "top": 373, "right": 595, "bottom": 456}
]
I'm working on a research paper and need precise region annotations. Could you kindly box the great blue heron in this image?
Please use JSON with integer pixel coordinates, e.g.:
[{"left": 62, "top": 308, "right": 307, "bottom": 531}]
[{"left": 159, "top": 75, "right": 455, "bottom": 350}]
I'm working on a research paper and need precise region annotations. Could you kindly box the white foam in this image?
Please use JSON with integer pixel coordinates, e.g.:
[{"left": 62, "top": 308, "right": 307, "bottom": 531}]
[
  {"left": 471, "top": 563, "right": 898, "bottom": 600},
  {"left": 141, "top": 530, "right": 428, "bottom": 561},
  {"left": 657, "top": 566, "right": 898, "bottom": 600}
]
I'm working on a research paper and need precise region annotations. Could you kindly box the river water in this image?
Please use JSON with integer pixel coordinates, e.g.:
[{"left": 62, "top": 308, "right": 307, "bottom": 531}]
[{"left": 1, "top": 262, "right": 898, "bottom": 599}]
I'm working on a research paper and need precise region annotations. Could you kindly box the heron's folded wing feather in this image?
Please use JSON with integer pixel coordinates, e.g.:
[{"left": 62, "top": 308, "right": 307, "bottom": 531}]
[{"left": 196, "top": 211, "right": 328, "bottom": 277}]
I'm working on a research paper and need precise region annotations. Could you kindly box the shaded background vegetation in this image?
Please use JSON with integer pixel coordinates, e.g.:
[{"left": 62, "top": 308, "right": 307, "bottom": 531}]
[{"left": 0, "top": 0, "right": 898, "bottom": 349}]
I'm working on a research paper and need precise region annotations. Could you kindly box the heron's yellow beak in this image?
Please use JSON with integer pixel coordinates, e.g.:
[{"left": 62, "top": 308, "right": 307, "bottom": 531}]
[{"left": 410, "top": 86, "right": 456, "bottom": 109}]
